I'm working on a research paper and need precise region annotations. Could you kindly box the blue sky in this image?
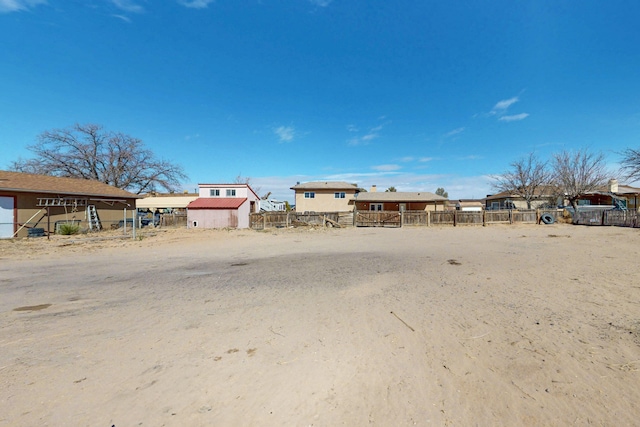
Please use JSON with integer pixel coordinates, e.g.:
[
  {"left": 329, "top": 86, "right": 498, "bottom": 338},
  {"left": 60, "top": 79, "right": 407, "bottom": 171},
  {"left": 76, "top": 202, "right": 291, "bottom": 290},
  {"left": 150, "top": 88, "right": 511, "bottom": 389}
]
[{"left": 1, "top": 0, "right": 639, "bottom": 201}]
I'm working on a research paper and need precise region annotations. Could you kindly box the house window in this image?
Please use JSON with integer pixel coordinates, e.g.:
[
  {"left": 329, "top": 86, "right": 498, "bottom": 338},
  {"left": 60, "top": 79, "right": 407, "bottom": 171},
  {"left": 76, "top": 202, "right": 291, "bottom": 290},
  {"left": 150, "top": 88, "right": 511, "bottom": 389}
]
[
  {"left": 334, "top": 192, "right": 346, "bottom": 199},
  {"left": 226, "top": 189, "right": 236, "bottom": 197},
  {"left": 304, "top": 192, "right": 315, "bottom": 199},
  {"left": 210, "top": 189, "right": 220, "bottom": 197},
  {"left": 578, "top": 199, "right": 591, "bottom": 205},
  {"left": 370, "top": 204, "right": 383, "bottom": 211}
]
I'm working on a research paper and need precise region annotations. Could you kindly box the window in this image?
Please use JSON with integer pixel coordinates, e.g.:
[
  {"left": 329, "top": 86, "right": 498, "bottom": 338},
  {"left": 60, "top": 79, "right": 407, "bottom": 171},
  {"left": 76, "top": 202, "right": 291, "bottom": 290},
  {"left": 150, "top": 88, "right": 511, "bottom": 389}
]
[
  {"left": 370, "top": 204, "right": 383, "bottom": 211},
  {"left": 304, "top": 192, "right": 315, "bottom": 199},
  {"left": 226, "top": 189, "right": 236, "bottom": 197},
  {"left": 210, "top": 189, "right": 220, "bottom": 197},
  {"left": 334, "top": 192, "right": 346, "bottom": 199}
]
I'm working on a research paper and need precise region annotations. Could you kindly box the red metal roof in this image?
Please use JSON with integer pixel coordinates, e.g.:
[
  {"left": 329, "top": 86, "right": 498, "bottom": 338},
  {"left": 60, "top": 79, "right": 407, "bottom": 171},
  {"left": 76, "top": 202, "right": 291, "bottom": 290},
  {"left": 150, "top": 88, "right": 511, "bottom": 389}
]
[{"left": 187, "top": 197, "right": 247, "bottom": 209}]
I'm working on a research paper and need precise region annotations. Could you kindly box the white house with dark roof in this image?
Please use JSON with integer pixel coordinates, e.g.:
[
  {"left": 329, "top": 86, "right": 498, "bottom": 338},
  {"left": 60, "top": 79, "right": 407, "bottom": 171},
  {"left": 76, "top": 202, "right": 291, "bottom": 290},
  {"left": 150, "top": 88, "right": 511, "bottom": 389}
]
[
  {"left": 186, "top": 183, "right": 260, "bottom": 229},
  {"left": 290, "top": 181, "right": 360, "bottom": 212}
]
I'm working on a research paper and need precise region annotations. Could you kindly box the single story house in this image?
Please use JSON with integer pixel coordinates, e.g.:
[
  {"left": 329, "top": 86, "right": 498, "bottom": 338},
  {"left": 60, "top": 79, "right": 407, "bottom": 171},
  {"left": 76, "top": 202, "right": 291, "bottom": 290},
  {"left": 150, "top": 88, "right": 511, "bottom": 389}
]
[
  {"left": 576, "top": 179, "right": 640, "bottom": 211},
  {"left": 484, "top": 186, "right": 559, "bottom": 210},
  {"left": 186, "top": 183, "right": 260, "bottom": 229},
  {"left": 0, "top": 170, "right": 140, "bottom": 238},
  {"left": 290, "top": 181, "right": 360, "bottom": 213},
  {"left": 352, "top": 188, "right": 448, "bottom": 211},
  {"left": 137, "top": 192, "right": 199, "bottom": 214}
]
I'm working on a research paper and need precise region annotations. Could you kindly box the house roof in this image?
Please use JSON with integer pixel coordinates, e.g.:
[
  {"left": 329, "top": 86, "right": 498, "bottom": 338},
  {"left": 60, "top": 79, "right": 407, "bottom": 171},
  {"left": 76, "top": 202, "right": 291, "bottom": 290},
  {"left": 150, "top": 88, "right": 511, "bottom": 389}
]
[
  {"left": 187, "top": 198, "right": 247, "bottom": 209},
  {"left": 485, "top": 185, "right": 557, "bottom": 201},
  {"left": 352, "top": 191, "right": 447, "bottom": 202},
  {"left": 0, "top": 170, "right": 141, "bottom": 199},
  {"left": 290, "top": 181, "right": 359, "bottom": 191}
]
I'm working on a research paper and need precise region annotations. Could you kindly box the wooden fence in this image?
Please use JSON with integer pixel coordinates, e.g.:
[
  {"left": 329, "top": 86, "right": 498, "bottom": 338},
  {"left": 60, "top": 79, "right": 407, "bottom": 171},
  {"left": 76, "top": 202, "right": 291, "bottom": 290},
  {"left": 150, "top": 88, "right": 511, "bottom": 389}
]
[
  {"left": 574, "top": 209, "right": 640, "bottom": 227},
  {"left": 251, "top": 209, "right": 564, "bottom": 229},
  {"left": 250, "top": 212, "right": 350, "bottom": 230}
]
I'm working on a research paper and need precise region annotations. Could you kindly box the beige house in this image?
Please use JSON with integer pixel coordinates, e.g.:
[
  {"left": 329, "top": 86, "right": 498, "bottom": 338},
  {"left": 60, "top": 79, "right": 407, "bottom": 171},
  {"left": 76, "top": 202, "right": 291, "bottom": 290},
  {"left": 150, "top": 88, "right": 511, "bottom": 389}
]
[
  {"left": 290, "top": 181, "right": 360, "bottom": 212},
  {"left": 0, "top": 170, "right": 140, "bottom": 238}
]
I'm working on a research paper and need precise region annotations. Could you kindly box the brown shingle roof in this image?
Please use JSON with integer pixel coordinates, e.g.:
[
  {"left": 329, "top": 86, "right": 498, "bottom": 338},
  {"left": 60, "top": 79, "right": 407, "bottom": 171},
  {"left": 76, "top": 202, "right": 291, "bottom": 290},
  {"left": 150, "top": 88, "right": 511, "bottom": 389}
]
[{"left": 0, "top": 170, "right": 141, "bottom": 199}]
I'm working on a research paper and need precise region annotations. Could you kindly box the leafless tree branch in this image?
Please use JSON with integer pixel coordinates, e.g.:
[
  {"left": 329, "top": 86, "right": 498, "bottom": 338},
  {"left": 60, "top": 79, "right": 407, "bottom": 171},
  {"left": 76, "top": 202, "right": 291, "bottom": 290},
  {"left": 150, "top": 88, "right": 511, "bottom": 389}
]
[{"left": 10, "top": 123, "right": 188, "bottom": 194}]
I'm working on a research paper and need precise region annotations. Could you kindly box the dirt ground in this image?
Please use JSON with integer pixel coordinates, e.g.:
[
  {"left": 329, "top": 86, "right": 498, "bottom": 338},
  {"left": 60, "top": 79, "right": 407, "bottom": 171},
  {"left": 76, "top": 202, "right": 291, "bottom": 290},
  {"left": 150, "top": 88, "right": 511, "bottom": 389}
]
[{"left": 1, "top": 224, "right": 639, "bottom": 426}]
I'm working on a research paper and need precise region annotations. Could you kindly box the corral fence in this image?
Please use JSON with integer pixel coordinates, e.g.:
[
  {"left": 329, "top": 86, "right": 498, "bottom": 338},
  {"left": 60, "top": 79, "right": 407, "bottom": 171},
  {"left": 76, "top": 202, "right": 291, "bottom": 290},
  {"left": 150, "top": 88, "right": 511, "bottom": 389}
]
[
  {"left": 250, "top": 209, "right": 564, "bottom": 230},
  {"left": 574, "top": 209, "right": 640, "bottom": 227}
]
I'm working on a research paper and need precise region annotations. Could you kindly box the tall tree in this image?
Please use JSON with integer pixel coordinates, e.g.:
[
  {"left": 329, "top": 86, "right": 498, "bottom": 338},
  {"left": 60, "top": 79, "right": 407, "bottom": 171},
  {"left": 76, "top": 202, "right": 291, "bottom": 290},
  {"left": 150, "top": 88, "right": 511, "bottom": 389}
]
[
  {"left": 619, "top": 147, "right": 640, "bottom": 182},
  {"left": 551, "top": 148, "right": 608, "bottom": 214},
  {"left": 385, "top": 186, "right": 397, "bottom": 192},
  {"left": 435, "top": 187, "right": 448, "bottom": 198},
  {"left": 492, "top": 152, "right": 551, "bottom": 209},
  {"left": 10, "top": 123, "right": 187, "bottom": 194}
]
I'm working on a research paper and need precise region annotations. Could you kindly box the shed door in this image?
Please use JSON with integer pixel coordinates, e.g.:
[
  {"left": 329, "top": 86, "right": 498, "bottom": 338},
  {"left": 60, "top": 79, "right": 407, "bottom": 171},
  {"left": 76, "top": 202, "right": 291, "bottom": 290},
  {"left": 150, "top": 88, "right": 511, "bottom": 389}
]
[{"left": 0, "top": 196, "right": 15, "bottom": 238}]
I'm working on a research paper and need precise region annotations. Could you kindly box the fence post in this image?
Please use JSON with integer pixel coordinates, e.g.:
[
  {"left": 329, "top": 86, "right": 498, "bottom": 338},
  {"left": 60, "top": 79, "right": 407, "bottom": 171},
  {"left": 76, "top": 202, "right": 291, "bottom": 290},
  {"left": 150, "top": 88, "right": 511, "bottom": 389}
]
[
  {"left": 483, "top": 209, "right": 486, "bottom": 227},
  {"left": 400, "top": 210, "right": 404, "bottom": 227},
  {"left": 263, "top": 213, "right": 266, "bottom": 230},
  {"left": 453, "top": 210, "right": 457, "bottom": 227},
  {"left": 427, "top": 210, "right": 430, "bottom": 227}
]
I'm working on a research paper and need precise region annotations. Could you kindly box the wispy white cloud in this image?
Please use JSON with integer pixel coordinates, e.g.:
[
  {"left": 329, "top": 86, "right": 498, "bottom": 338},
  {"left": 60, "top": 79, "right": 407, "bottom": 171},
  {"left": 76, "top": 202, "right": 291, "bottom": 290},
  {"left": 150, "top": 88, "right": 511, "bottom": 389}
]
[
  {"left": 347, "top": 121, "right": 388, "bottom": 146},
  {"left": 487, "top": 95, "right": 529, "bottom": 123},
  {"left": 112, "top": 14, "right": 132, "bottom": 22},
  {"left": 399, "top": 157, "right": 414, "bottom": 162},
  {"left": 112, "top": 0, "right": 144, "bottom": 13},
  {"left": 309, "top": 0, "right": 332, "bottom": 7},
  {"left": 491, "top": 96, "right": 519, "bottom": 113},
  {"left": 444, "top": 127, "right": 464, "bottom": 138},
  {"left": 499, "top": 113, "right": 530, "bottom": 122},
  {"left": 178, "top": 0, "right": 215, "bottom": 9},
  {"left": 419, "top": 157, "right": 434, "bottom": 162},
  {"left": 274, "top": 126, "right": 295, "bottom": 143},
  {"left": 0, "top": 0, "right": 46, "bottom": 13},
  {"left": 458, "top": 155, "right": 483, "bottom": 160},
  {"left": 372, "top": 164, "right": 401, "bottom": 172}
]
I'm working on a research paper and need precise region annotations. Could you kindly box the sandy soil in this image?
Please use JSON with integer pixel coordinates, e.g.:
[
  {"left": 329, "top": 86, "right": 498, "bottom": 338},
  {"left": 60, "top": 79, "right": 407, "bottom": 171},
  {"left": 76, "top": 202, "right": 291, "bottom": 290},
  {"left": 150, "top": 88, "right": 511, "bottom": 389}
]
[{"left": 1, "top": 224, "right": 639, "bottom": 426}]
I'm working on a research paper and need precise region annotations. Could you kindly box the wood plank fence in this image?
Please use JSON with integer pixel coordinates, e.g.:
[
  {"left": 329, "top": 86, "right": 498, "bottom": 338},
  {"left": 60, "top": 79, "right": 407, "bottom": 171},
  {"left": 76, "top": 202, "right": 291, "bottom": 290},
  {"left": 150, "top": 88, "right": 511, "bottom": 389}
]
[
  {"left": 251, "top": 209, "right": 564, "bottom": 230},
  {"left": 574, "top": 209, "right": 640, "bottom": 227}
]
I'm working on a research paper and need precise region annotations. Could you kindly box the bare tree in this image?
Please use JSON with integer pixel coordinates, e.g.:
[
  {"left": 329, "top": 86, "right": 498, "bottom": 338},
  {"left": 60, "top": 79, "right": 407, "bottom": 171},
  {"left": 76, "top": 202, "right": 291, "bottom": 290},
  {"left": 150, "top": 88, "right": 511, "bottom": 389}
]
[
  {"left": 492, "top": 152, "right": 551, "bottom": 209},
  {"left": 619, "top": 147, "right": 640, "bottom": 182},
  {"left": 234, "top": 174, "right": 262, "bottom": 197},
  {"left": 10, "top": 123, "right": 187, "bottom": 194},
  {"left": 551, "top": 148, "right": 609, "bottom": 214}
]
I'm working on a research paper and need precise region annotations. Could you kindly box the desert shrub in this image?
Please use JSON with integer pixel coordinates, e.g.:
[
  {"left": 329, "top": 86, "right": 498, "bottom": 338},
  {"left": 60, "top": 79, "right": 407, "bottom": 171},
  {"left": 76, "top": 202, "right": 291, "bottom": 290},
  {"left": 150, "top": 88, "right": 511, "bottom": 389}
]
[{"left": 58, "top": 223, "right": 80, "bottom": 235}]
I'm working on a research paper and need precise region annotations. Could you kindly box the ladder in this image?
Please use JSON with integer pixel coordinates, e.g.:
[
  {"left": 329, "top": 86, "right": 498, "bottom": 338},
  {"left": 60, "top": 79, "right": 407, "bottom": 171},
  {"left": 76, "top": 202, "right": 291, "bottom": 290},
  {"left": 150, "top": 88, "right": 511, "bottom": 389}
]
[{"left": 87, "top": 205, "right": 102, "bottom": 230}]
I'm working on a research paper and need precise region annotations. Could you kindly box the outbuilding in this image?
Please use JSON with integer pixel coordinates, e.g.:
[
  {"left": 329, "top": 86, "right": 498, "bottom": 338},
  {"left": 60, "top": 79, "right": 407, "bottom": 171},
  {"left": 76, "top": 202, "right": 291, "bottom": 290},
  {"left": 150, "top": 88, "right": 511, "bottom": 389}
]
[
  {"left": 0, "top": 170, "right": 140, "bottom": 238},
  {"left": 187, "top": 183, "right": 260, "bottom": 229}
]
